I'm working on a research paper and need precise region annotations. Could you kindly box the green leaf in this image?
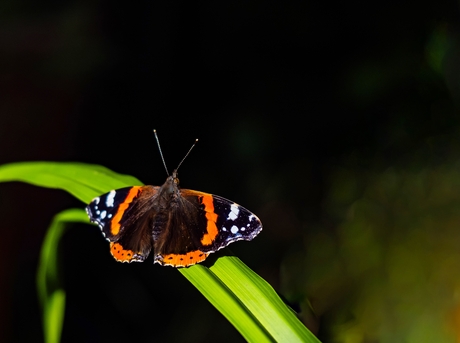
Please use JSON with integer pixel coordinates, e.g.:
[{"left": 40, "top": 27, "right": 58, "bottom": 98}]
[
  {"left": 206, "top": 257, "right": 320, "bottom": 342},
  {"left": 0, "top": 161, "right": 320, "bottom": 343},
  {"left": 181, "top": 263, "right": 273, "bottom": 342},
  {"left": 36, "top": 208, "right": 89, "bottom": 343},
  {"left": 181, "top": 257, "right": 321, "bottom": 342},
  {"left": 0, "top": 162, "right": 142, "bottom": 202}
]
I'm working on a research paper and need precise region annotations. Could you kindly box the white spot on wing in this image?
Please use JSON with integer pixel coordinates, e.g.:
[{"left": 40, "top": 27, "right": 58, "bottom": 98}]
[
  {"left": 106, "top": 190, "right": 116, "bottom": 207},
  {"left": 231, "top": 225, "right": 239, "bottom": 234},
  {"left": 227, "top": 203, "right": 240, "bottom": 220},
  {"left": 93, "top": 197, "right": 100, "bottom": 205},
  {"left": 100, "top": 210, "right": 107, "bottom": 219}
]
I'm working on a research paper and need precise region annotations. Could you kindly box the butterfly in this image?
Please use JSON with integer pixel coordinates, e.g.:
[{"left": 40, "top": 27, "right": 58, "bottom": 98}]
[{"left": 86, "top": 130, "right": 262, "bottom": 267}]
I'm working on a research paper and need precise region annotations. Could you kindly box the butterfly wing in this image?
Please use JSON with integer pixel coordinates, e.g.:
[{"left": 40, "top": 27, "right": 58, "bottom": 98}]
[
  {"left": 181, "top": 190, "right": 263, "bottom": 252},
  {"left": 199, "top": 192, "right": 263, "bottom": 251},
  {"left": 86, "top": 186, "right": 159, "bottom": 262}
]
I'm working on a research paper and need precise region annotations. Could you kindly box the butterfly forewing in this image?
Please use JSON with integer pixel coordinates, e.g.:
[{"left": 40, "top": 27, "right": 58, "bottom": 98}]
[
  {"left": 180, "top": 190, "right": 263, "bottom": 253},
  {"left": 86, "top": 186, "right": 157, "bottom": 262}
]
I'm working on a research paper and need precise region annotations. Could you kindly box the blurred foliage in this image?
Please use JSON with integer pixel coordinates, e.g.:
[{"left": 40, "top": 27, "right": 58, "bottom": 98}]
[
  {"left": 284, "top": 136, "right": 460, "bottom": 342},
  {"left": 281, "top": 21, "right": 460, "bottom": 343}
]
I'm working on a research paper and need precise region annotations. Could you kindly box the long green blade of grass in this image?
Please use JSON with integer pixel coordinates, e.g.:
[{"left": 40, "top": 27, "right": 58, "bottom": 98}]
[
  {"left": 181, "top": 264, "right": 274, "bottom": 342},
  {"left": 36, "top": 208, "right": 90, "bottom": 343},
  {"left": 0, "top": 161, "right": 319, "bottom": 342},
  {"left": 0, "top": 162, "right": 142, "bottom": 203},
  {"left": 207, "top": 256, "right": 320, "bottom": 342}
]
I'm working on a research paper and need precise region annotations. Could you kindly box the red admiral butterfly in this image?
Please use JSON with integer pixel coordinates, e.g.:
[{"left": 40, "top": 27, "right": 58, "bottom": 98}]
[{"left": 86, "top": 131, "right": 263, "bottom": 267}]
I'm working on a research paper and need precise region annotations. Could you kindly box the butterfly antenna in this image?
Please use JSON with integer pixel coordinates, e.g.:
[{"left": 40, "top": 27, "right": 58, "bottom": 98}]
[
  {"left": 153, "top": 129, "right": 170, "bottom": 176},
  {"left": 176, "top": 138, "right": 198, "bottom": 172}
]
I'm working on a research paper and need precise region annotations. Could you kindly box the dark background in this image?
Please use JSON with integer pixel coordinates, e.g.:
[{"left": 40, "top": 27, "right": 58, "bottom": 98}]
[{"left": 1, "top": 1, "right": 460, "bottom": 342}]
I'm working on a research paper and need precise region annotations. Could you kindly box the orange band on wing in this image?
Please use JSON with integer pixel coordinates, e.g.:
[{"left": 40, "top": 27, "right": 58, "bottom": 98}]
[
  {"left": 161, "top": 250, "right": 209, "bottom": 267},
  {"left": 199, "top": 194, "right": 219, "bottom": 246},
  {"left": 110, "top": 242, "right": 136, "bottom": 262},
  {"left": 110, "top": 186, "right": 142, "bottom": 235}
]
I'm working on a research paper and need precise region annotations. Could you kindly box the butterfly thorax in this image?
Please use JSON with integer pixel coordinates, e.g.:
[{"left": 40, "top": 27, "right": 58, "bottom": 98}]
[{"left": 156, "top": 171, "right": 181, "bottom": 206}]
